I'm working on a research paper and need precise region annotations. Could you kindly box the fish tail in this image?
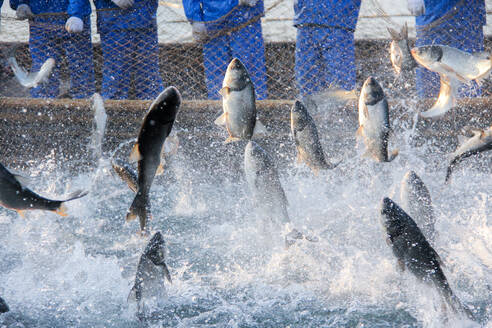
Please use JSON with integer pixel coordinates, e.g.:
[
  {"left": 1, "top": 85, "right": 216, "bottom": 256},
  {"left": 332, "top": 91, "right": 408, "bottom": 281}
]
[
  {"left": 387, "top": 149, "right": 399, "bottom": 162},
  {"left": 126, "top": 192, "right": 152, "bottom": 232},
  {"left": 442, "top": 286, "right": 475, "bottom": 321}
]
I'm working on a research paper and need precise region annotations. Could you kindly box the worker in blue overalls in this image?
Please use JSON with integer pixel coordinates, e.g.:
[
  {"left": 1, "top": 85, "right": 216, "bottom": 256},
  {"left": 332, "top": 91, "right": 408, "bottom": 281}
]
[
  {"left": 182, "top": 0, "right": 268, "bottom": 100},
  {"left": 294, "top": 1, "right": 361, "bottom": 99},
  {"left": 10, "top": 0, "right": 95, "bottom": 98},
  {"left": 409, "top": 0, "right": 486, "bottom": 97},
  {"left": 74, "top": 0, "right": 163, "bottom": 100}
]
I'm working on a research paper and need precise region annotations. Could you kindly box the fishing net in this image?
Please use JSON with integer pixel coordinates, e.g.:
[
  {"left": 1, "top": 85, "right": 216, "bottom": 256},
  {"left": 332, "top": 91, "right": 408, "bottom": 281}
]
[{"left": 0, "top": 0, "right": 490, "bottom": 101}]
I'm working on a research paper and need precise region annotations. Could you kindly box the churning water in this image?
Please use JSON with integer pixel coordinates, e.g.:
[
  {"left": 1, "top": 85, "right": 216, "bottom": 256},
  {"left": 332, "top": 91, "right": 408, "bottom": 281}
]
[{"left": 0, "top": 99, "right": 490, "bottom": 328}]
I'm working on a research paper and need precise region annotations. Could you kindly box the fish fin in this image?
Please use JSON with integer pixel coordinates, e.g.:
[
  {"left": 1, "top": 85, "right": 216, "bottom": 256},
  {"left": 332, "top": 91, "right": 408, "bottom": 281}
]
[
  {"left": 62, "top": 190, "right": 89, "bottom": 202},
  {"left": 156, "top": 162, "right": 164, "bottom": 176},
  {"left": 218, "top": 86, "right": 230, "bottom": 97},
  {"left": 439, "top": 64, "right": 469, "bottom": 83},
  {"left": 397, "top": 259, "right": 405, "bottom": 272},
  {"left": 420, "top": 76, "right": 456, "bottom": 118},
  {"left": 162, "top": 263, "right": 172, "bottom": 284},
  {"left": 127, "top": 285, "right": 137, "bottom": 303},
  {"left": 16, "top": 210, "right": 26, "bottom": 218},
  {"left": 356, "top": 125, "right": 363, "bottom": 137},
  {"left": 252, "top": 120, "right": 268, "bottom": 137},
  {"left": 363, "top": 105, "right": 370, "bottom": 119},
  {"left": 311, "top": 167, "right": 319, "bottom": 176},
  {"left": 126, "top": 212, "right": 137, "bottom": 222},
  {"left": 296, "top": 151, "right": 303, "bottom": 164},
  {"left": 129, "top": 143, "right": 142, "bottom": 163},
  {"left": 224, "top": 136, "right": 241, "bottom": 144},
  {"left": 401, "top": 22, "right": 408, "bottom": 38},
  {"left": 214, "top": 112, "right": 227, "bottom": 127},
  {"left": 55, "top": 204, "right": 68, "bottom": 217},
  {"left": 387, "top": 26, "right": 400, "bottom": 40},
  {"left": 387, "top": 149, "right": 399, "bottom": 162}
]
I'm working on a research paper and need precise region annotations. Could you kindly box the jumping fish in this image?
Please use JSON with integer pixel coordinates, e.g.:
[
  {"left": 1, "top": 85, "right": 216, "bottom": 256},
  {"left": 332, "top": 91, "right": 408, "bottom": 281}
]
[
  {"left": 126, "top": 86, "right": 181, "bottom": 232},
  {"left": 290, "top": 100, "right": 339, "bottom": 174},
  {"left": 380, "top": 197, "right": 475, "bottom": 320},
  {"left": 400, "top": 170, "right": 435, "bottom": 243},
  {"left": 387, "top": 23, "right": 417, "bottom": 76},
  {"left": 88, "top": 93, "right": 107, "bottom": 161},
  {"left": 7, "top": 52, "right": 55, "bottom": 88},
  {"left": 445, "top": 125, "right": 492, "bottom": 184},
  {"left": 128, "top": 231, "right": 172, "bottom": 314},
  {"left": 0, "top": 162, "right": 87, "bottom": 217},
  {"left": 357, "top": 77, "right": 398, "bottom": 162},
  {"left": 411, "top": 45, "right": 492, "bottom": 118},
  {"left": 214, "top": 58, "right": 267, "bottom": 143},
  {"left": 0, "top": 297, "right": 8, "bottom": 313}
]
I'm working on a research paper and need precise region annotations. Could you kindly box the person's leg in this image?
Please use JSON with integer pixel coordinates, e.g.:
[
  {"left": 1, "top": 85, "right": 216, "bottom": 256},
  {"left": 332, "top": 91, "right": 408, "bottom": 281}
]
[
  {"left": 133, "top": 25, "right": 164, "bottom": 100},
  {"left": 28, "top": 19, "right": 60, "bottom": 98},
  {"left": 202, "top": 33, "right": 231, "bottom": 100},
  {"left": 295, "top": 27, "right": 321, "bottom": 98},
  {"left": 62, "top": 18, "right": 95, "bottom": 99},
  {"left": 230, "top": 20, "right": 268, "bottom": 100},
  {"left": 100, "top": 28, "right": 131, "bottom": 100},
  {"left": 320, "top": 28, "right": 357, "bottom": 91}
]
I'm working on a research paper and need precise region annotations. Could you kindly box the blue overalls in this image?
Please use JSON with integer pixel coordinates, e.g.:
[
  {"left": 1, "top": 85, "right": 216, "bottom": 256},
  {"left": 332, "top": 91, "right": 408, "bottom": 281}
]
[
  {"left": 294, "top": 0, "right": 361, "bottom": 97},
  {"left": 76, "top": 0, "right": 163, "bottom": 100},
  {"left": 183, "top": 0, "right": 267, "bottom": 100},
  {"left": 10, "top": 0, "right": 95, "bottom": 99},
  {"left": 415, "top": 0, "right": 486, "bottom": 97}
]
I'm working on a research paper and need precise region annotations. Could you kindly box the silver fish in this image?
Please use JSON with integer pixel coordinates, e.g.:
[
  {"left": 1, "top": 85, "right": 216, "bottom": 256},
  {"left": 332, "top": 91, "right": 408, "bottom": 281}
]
[
  {"left": 214, "top": 58, "right": 267, "bottom": 143},
  {"left": 411, "top": 45, "right": 492, "bottom": 118},
  {"left": 291, "top": 100, "right": 338, "bottom": 174},
  {"left": 89, "top": 93, "right": 107, "bottom": 161},
  {"left": 127, "top": 86, "right": 181, "bottom": 232},
  {"left": 380, "top": 197, "right": 475, "bottom": 320},
  {"left": 445, "top": 125, "right": 492, "bottom": 184},
  {"left": 400, "top": 171, "right": 435, "bottom": 243},
  {"left": 387, "top": 23, "right": 417, "bottom": 76},
  {"left": 0, "top": 162, "right": 87, "bottom": 217},
  {"left": 357, "top": 77, "right": 398, "bottom": 162},
  {"left": 7, "top": 55, "right": 55, "bottom": 88},
  {"left": 244, "top": 141, "right": 305, "bottom": 247},
  {"left": 128, "top": 231, "right": 172, "bottom": 314}
]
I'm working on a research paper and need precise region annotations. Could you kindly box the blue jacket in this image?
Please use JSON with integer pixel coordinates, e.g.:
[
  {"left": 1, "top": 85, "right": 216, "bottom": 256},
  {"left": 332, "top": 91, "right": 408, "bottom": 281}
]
[
  {"left": 182, "top": 0, "right": 264, "bottom": 32},
  {"left": 293, "top": 0, "right": 361, "bottom": 32},
  {"left": 92, "top": 0, "right": 158, "bottom": 32},
  {"left": 10, "top": 0, "right": 91, "bottom": 18},
  {"left": 416, "top": 0, "right": 486, "bottom": 26}
]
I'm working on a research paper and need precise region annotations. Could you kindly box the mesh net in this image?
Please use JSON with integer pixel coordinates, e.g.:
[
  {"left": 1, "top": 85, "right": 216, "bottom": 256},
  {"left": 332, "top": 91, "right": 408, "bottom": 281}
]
[{"left": 0, "top": 0, "right": 490, "bottom": 101}]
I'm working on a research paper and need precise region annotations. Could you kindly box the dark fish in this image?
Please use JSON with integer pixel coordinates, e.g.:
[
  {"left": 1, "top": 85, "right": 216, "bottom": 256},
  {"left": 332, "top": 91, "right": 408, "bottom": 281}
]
[
  {"left": 0, "top": 162, "right": 87, "bottom": 217},
  {"left": 126, "top": 86, "right": 181, "bottom": 232},
  {"left": 128, "top": 231, "right": 172, "bottom": 314},
  {"left": 380, "top": 197, "right": 474, "bottom": 320},
  {"left": 445, "top": 126, "right": 492, "bottom": 184},
  {"left": 290, "top": 100, "right": 339, "bottom": 174},
  {"left": 0, "top": 297, "right": 8, "bottom": 313},
  {"left": 357, "top": 77, "right": 398, "bottom": 162},
  {"left": 400, "top": 170, "right": 435, "bottom": 243}
]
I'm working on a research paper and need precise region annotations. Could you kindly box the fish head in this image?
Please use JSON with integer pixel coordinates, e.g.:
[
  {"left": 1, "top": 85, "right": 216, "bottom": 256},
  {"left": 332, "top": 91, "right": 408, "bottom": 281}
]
[
  {"left": 360, "top": 76, "right": 385, "bottom": 106},
  {"left": 144, "top": 231, "right": 167, "bottom": 266},
  {"left": 291, "top": 100, "right": 310, "bottom": 131},
  {"left": 150, "top": 86, "right": 182, "bottom": 123},
  {"left": 223, "top": 58, "right": 251, "bottom": 90},
  {"left": 380, "top": 197, "right": 406, "bottom": 243},
  {"left": 411, "top": 46, "right": 442, "bottom": 66}
]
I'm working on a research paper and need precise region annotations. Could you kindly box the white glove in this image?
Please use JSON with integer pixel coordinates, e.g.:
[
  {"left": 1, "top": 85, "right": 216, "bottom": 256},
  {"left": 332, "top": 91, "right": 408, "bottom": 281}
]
[
  {"left": 112, "top": 0, "right": 134, "bottom": 9},
  {"left": 407, "top": 0, "right": 425, "bottom": 16},
  {"left": 65, "top": 16, "right": 84, "bottom": 33},
  {"left": 191, "top": 22, "right": 208, "bottom": 42},
  {"left": 239, "top": 0, "right": 258, "bottom": 6},
  {"left": 16, "top": 4, "right": 33, "bottom": 20}
]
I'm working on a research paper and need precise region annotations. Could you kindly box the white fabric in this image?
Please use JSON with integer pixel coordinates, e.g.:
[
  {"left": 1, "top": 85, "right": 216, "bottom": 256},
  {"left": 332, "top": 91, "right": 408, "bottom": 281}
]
[
  {"left": 111, "top": 0, "right": 134, "bottom": 9},
  {"left": 191, "top": 22, "right": 207, "bottom": 42},
  {"left": 16, "top": 4, "right": 33, "bottom": 20},
  {"left": 407, "top": 0, "right": 425, "bottom": 16},
  {"left": 239, "top": 0, "right": 258, "bottom": 6},
  {"left": 65, "top": 16, "right": 84, "bottom": 33}
]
